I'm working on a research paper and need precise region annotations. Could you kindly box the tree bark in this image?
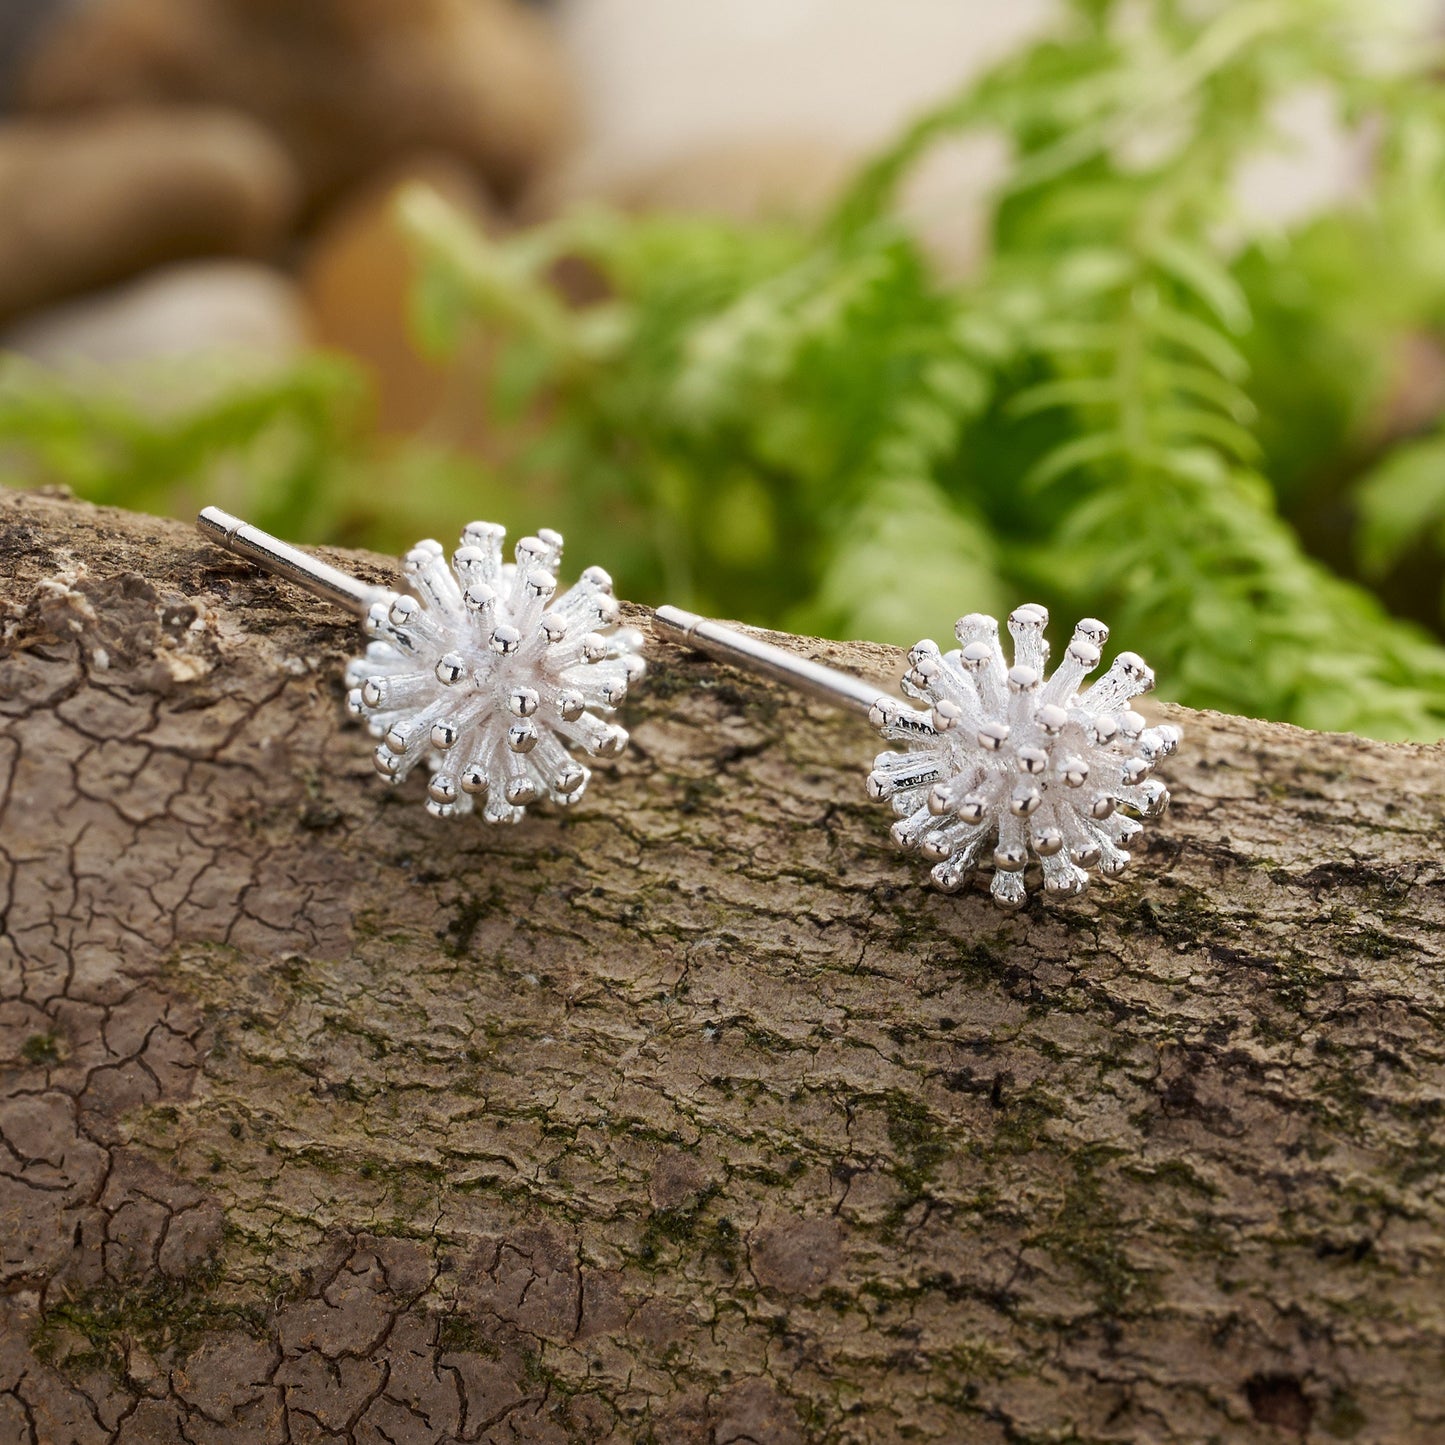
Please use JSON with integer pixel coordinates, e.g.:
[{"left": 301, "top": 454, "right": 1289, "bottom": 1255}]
[{"left": 2, "top": 487, "right": 1444, "bottom": 1445}]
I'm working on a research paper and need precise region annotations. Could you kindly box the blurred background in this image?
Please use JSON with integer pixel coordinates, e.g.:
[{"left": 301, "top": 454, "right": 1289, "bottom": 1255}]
[{"left": 2, "top": 0, "right": 1445, "bottom": 738}]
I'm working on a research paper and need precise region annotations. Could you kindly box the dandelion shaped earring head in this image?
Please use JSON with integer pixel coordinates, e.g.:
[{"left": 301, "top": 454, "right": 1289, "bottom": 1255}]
[
  {"left": 351, "top": 525, "right": 644, "bottom": 820},
  {"left": 198, "top": 510, "right": 644, "bottom": 821},
  {"left": 869, "top": 605, "right": 1180, "bottom": 907}
]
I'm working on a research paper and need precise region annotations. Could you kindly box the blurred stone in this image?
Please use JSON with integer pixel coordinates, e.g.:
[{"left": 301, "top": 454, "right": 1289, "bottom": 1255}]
[
  {"left": 1, "top": 261, "right": 309, "bottom": 372},
  {"left": 541, "top": 0, "right": 1043, "bottom": 275},
  {"left": 577, "top": 137, "right": 856, "bottom": 223},
  {"left": 0, "top": 108, "right": 298, "bottom": 324},
  {"left": 543, "top": 130, "right": 1002, "bottom": 280},
  {"left": 0, "top": 0, "right": 75, "bottom": 106},
  {"left": 16, "top": 0, "right": 576, "bottom": 215},
  {"left": 551, "top": 0, "right": 1051, "bottom": 198},
  {"left": 301, "top": 157, "right": 492, "bottom": 435}
]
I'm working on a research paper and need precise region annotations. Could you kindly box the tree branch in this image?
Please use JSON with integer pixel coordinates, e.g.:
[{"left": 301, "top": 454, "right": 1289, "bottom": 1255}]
[{"left": 2, "top": 488, "right": 1443, "bottom": 1443}]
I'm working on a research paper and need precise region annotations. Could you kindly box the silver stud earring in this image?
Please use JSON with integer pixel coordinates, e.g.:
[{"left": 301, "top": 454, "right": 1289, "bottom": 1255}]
[
  {"left": 656, "top": 603, "right": 1180, "bottom": 908},
  {"left": 198, "top": 508, "right": 645, "bottom": 821}
]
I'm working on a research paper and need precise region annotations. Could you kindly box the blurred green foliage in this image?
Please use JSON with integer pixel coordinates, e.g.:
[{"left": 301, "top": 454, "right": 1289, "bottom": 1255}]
[
  {"left": 0, "top": 354, "right": 365, "bottom": 537},
  {"left": 4, "top": 0, "right": 1445, "bottom": 738}
]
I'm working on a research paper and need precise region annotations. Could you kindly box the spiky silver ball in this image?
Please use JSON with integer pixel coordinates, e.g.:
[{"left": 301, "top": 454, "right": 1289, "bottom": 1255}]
[
  {"left": 866, "top": 604, "right": 1180, "bottom": 907},
  {"left": 344, "top": 524, "right": 644, "bottom": 822}
]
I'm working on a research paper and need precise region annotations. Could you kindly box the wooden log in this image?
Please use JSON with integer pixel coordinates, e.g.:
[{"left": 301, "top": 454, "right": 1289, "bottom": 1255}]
[{"left": 1, "top": 487, "right": 1443, "bottom": 1444}]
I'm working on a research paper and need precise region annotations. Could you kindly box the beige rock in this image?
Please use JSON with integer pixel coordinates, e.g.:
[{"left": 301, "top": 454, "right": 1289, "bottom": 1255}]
[
  {"left": 0, "top": 107, "right": 298, "bottom": 324},
  {"left": 553, "top": 0, "right": 1051, "bottom": 194},
  {"left": 557, "top": 136, "right": 856, "bottom": 224},
  {"left": 539, "top": 130, "right": 1000, "bottom": 280},
  {"left": 539, "top": 0, "right": 1035, "bottom": 271},
  {"left": 300, "top": 158, "right": 492, "bottom": 436},
  {"left": 1, "top": 260, "right": 309, "bottom": 371},
  {"left": 17, "top": 0, "right": 576, "bottom": 214}
]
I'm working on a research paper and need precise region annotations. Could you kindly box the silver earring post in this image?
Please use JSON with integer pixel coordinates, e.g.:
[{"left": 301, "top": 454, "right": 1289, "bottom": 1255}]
[
  {"left": 198, "top": 508, "right": 645, "bottom": 822},
  {"left": 656, "top": 601, "right": 1179, "bottom": 907},
  {"left": 653, "top": 605, "right": 916, "bottom": 722},
  {"left": 198, "top": 507, "right": 391, "bottom": 617}
]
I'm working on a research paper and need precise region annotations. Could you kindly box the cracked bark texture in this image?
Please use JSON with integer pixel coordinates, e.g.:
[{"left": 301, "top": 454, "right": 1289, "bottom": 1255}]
[{"left": 1, "top": 487, "right": 1444, "bottom": 1445}]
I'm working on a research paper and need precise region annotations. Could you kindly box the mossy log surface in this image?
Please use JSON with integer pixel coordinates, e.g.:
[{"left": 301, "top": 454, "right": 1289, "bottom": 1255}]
[{"left": 2, "top": 489, "right": 1444, "bottom": 1445}]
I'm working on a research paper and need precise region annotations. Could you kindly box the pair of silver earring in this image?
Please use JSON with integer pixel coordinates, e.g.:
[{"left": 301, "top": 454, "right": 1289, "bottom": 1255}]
[{"left": 197, "top": 508, "right": 1180, "bottom": 909}]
